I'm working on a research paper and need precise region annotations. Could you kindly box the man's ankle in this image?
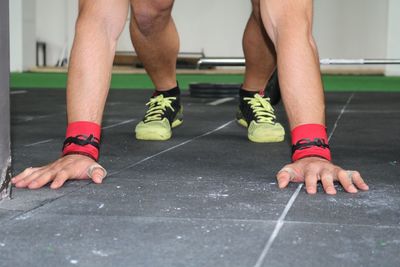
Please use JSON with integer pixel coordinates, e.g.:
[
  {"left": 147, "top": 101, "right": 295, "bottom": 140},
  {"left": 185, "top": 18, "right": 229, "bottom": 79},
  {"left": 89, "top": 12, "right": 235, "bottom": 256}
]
[{"left": 153, "top": 84, "right": 180, "bottom": 97}]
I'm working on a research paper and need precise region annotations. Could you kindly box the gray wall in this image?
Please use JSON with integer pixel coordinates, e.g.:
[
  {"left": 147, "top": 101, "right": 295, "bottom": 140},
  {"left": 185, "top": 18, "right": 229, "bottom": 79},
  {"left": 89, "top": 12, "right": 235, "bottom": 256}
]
[{"left": 0, "top": 0, "right": 11, "bottom": 199}]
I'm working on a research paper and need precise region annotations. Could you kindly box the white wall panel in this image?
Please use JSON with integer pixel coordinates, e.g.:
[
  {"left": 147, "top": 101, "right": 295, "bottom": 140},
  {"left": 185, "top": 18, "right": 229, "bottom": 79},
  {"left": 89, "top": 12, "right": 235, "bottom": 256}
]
[{"left": 10, "top": 0, "right": 397, "bottom": 76}]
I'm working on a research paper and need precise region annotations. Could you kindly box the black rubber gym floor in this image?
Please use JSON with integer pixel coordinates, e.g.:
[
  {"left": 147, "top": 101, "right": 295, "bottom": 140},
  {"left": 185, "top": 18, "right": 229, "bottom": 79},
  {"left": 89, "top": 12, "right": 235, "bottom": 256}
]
[{"left": 0, "top": 89, "right": 399, "bottom": 267}]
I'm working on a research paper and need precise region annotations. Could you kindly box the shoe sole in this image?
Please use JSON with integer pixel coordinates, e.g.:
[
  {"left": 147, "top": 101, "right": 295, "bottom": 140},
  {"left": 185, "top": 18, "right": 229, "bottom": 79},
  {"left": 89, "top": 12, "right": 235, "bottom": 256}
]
[
  {"left": 136, "top": 131, "right": 172, "bottom": 141},
  {"left": 136, "top": 119, "right": 183, "bottom": 141},
  {"left": 236, "top": 118, "right": 285, "bottom": 143},
  {"left": 248, "top": 135, "right": 285, "bottom": 143}
]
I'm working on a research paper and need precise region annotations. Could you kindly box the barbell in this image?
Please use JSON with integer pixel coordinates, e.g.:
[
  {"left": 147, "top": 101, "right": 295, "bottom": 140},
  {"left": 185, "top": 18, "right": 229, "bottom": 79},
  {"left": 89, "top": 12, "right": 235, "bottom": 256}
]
[
  {"left": 197, "top": 58, "right": 400, "bottom": 68},
  {"left": 190, "top": 57, "right": 400, "bottom": 101}
]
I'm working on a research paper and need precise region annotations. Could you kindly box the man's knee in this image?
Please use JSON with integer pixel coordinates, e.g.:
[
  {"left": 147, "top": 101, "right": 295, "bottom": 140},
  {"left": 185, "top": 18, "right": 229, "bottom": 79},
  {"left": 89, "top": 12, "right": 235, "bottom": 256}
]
[
  {"left": 131, "top": 0, "right": 174, "bottom": 35},
  {"left": 76, "top": 2, "right": 128, "bottom": 43},
  {"left": 260, "top": 0, "right": 314, "bottom": 45}
]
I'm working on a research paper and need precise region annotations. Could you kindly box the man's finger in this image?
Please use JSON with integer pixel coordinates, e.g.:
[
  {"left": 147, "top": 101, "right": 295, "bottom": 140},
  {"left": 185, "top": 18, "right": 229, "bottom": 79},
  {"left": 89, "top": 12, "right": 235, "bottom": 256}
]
[
  {"left": 337, "top": 170, "right": 358, "bottom": 193},
  {"left": 50, "top": 170, "right": 71, "bottom": 189},
  {"left": 349, "top": 171, "right": 369, "bottom": 191},
  {"left": 320, "top": 169, "right": 336, "bottom": 195},
  {"left": 27, "top": 170, "right": 56, "bottom": 189},
  {"left": 276, "top": 167, "right": 298, "bottom": 188},
  {"left": 87, "top": 164, "right": 107, "bottom": 184},
  {"left": 305, "top": 171, "right": 318, "bottom": 194},
  {"left": 11, "top": 167, "right": 39, "bottom": 184},
  {"left": 276, "top": 171, "right": 291, "bottom": 189},
  {"left": 15, "top": 169, "right": 46, "bottom": 188}
]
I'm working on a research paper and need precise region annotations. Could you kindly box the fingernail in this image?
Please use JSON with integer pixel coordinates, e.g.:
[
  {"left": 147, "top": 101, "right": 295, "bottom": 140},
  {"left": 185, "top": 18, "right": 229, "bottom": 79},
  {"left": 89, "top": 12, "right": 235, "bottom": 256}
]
[
  {"left": 327, "top": 189, "right": 337, "bottom": 195},
  {"left": 93, "top": 173, "right": 105, "bottom": 184},
  {"left": 87, "top": 165, "right": 107, "bottom": 180},
  {"left": 307, "top": 188, "right": 317, "bottom": 194},
  {"left": 94, "top": 170, "right": 105, "bottom": 180},
  {"left": 349, "top": 185, "right": 358, "bottom": 193}
]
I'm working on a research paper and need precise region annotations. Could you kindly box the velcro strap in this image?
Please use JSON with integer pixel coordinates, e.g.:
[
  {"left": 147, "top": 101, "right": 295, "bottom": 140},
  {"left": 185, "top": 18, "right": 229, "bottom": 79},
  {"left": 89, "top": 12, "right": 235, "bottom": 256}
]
[
  {"left": 292, "top": 138, "right": 330, "bottom": 153},
  {"left": 291, "top": 124, "right": 331, "bottom": 162},
  {"left": 63, "top": 135, "right": 100, "bottom": 150},
  {"left": 62, "top": 121, "right": 101, "bottom": 161}
]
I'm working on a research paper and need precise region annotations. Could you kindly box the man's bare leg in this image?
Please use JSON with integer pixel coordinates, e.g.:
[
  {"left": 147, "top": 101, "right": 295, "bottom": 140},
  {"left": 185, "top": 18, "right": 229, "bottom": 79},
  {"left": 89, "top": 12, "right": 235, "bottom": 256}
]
[
  {"left": 131, "top": 0, "right": 183, "bottom": 141},
  {"left": 130, "top": 0, "right": 178, "bottom": 90},
  {"left": 237, "top": 0, "right": 284, "bottom": 143},
  {"left": 242, "top": 0, "right": 276, "bottom": 92},
  {"left": 11, "top": 0, "right": 130, "bottom": 189},
  {"left": 258, "top": 0, "right": 369, "bottom": 194}
]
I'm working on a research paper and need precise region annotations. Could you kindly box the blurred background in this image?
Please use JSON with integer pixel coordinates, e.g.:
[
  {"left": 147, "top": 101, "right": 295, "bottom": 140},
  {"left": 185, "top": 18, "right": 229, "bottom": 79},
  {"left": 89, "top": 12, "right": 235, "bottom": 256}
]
[{"left": 9, "top": 0, "right": 400, "bottom": 76}]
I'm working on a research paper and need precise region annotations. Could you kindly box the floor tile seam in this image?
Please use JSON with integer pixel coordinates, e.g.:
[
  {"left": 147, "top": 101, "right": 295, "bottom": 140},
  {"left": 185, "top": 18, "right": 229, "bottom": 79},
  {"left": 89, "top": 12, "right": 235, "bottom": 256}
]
[
  {"left": 0, "top": 207, "right": 26, "bottom": 213},
  {"left": 6, "top": 213, "right": 282, "bottom": 225},
  {"left": 284, "top": 220, "right": 400, "bottom": 229},
  {"left": 100, "top": 177, "right": 286, "bottom": 187},
  {"left": 39, "top": 196, "right": 290, "bottom": 209},
  {"left": 3, "top": 184, "right": 92, "bottom": 223},
  {"left": 253, "top": 93, "right": 356, "bottom": 267}
]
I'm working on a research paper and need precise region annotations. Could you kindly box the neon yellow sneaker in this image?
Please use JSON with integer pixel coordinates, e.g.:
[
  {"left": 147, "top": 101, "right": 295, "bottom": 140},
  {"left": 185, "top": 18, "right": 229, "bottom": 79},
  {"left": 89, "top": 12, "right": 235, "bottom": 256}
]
[
  {"left": 135, "top": 92, "right": 183, "bottom": 141},
  {"left": 236, "top": 92, "right": 285, "bottom": 143}
]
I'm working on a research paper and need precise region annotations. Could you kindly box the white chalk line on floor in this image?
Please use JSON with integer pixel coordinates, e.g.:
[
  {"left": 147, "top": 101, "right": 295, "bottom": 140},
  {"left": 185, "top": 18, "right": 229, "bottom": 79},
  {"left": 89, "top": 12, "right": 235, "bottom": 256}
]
[
  {"left": 10, "top": 90, "right": 28, "bottom": 95},
  {"left": 23, "top": 118, "right": 137, "bottom": 147},
  {"left": 108, "top": 120, "right": 234, "bottom": 177},
  {"left": 102, "top": 118, "right": 137, "bottom": 130},
  {"left": 328, "top": 93, "right": 354, "bottom": 141},
  {"left": 253, "top": 93, "right": 355, "bottom": 267},
  {"left": 24, "top": 139, "right": 54, "bottom": 147},
  {"left": 207, "top": 97, "right": 235, "bottom": 106},
  {"left": 253, "top": 184, "right": 303, "bottom": 267},
  {"left": 17, "top": 114, "right": 57, "bottom": 122}
]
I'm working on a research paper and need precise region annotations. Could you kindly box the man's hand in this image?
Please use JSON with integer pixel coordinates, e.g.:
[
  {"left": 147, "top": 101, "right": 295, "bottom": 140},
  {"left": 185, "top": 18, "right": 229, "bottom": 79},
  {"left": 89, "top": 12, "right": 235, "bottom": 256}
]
[
  {"left": 11, "top": 155, "right": 107, "bottom": 190},
  {"left": 276, "top": 157, "right": 369, "bottom": 195}
]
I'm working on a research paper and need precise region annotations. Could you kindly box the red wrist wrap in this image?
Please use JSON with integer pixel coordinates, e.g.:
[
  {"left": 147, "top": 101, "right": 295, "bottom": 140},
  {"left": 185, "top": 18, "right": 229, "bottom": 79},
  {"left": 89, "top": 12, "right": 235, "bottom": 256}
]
[
  {"left": 62, "top": 121, "right": 101, "bottom": 161},
  {"left": 291, "top": 124, "right": 331, "bottom": 162}
]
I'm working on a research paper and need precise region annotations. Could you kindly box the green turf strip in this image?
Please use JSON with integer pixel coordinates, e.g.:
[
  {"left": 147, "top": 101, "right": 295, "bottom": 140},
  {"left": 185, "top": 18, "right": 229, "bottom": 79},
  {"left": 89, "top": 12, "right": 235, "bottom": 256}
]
[{"left": 10, "top": 72, "right": 400, "bottom": 92}]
